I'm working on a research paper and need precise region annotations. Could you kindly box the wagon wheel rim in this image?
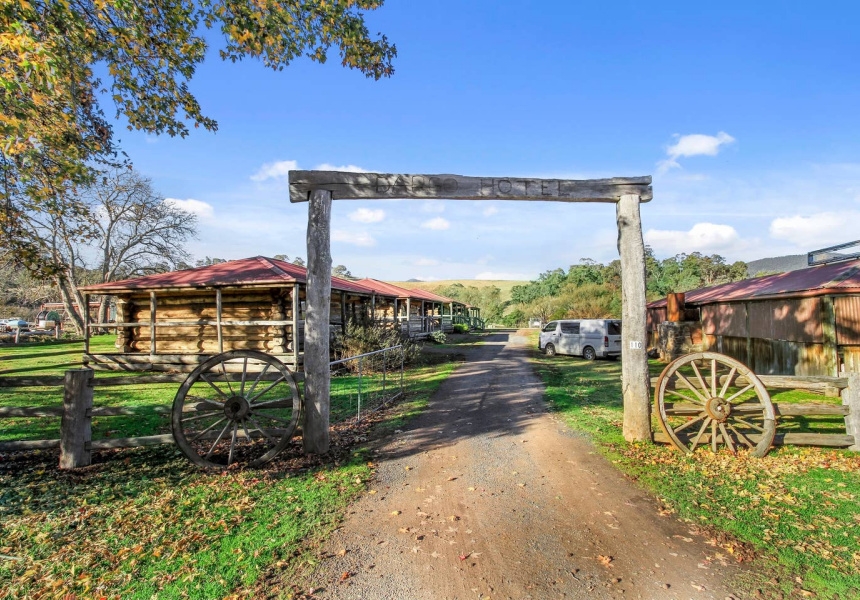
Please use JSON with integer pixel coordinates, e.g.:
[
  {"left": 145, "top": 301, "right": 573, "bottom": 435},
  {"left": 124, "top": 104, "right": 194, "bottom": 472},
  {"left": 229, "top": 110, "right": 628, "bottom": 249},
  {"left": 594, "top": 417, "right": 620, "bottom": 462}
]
[
  {"left": 172, "top": 350, "right": 302, "bottom": 469},
  {"left": 655, "top": 352, "right": 776, "bottom": 458}
]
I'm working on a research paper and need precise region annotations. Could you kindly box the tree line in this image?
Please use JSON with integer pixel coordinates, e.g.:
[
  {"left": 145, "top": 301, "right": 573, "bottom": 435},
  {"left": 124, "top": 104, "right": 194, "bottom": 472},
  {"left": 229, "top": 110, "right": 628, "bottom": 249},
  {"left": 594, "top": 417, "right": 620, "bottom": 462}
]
[{"left": 502, "top": 251, "right": 747, "bottom": 326}]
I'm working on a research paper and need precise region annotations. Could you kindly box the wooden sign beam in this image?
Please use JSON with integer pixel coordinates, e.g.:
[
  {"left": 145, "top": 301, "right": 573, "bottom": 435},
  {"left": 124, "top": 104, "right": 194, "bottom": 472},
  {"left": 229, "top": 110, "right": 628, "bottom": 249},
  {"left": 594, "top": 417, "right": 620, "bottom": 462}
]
[{"left": 289, "top": 171, "right": 652, "bottom": 203}]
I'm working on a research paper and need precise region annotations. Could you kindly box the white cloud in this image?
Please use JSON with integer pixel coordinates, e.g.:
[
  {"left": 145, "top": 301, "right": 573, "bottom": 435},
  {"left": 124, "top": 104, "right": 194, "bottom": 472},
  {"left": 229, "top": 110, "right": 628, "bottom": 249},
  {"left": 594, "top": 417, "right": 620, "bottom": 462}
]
[
  {"left": 314, "top": 163, "right": 368, "bottom": 173},
  {"left": 413, "top": 257, "right": 439, "bottom": 266},
  {"left": 349, "top": 208, "right": 385, "bottom": 223},
  {"left": 251, "top": 159, "right": 298, "bottom": 182},
  {"left": 483, "top": 205, "right": 498, "bottom": 216},
  {"left": 164, "top": 198, "right": 214, "bottom": 220},
  {"left": 475, "top": 271, "right": 533, "bottom": 281},
  {"left": 645, "top": 222, "right": 740, "bottom": 254},
  {"left": 421, "top": 217, "right": 450, "bottom": 231},
  {"left": 658, "top": 132, "right": 735, "bottom": 173},
  {"left": 333, "top": 229, "right": 376, "bottom": 247},
  {"left": 769, "top": 211, "right": 859, "bottom": 246}
]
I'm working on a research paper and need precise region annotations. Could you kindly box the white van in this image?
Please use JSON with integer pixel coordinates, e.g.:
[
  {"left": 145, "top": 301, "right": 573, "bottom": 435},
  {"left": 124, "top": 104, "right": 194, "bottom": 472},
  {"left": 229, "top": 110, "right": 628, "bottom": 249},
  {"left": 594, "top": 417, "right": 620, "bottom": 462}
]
[{"left": 538, "top": 319, "right": 622, "bottom": 360}]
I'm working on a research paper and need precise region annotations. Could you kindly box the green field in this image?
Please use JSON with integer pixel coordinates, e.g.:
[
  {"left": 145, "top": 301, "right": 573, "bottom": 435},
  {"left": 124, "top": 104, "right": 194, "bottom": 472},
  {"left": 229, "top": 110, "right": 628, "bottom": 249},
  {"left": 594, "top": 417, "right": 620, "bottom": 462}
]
[
  {"left": 386, "top": 279, "right": 528, "bottom": 303},
  {"left": 524, "top": 330, "right": 860, "bottom": 599},
  {"left": 0, "top": 336, "right": 460, "bottom": 598}
]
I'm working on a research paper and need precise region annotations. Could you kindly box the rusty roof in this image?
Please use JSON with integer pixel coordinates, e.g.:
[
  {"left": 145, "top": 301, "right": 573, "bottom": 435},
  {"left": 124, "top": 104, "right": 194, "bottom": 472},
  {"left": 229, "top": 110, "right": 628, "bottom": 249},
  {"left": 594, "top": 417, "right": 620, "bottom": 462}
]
[
  {"left": 648, "top": 259, "right": 860, "bottom": 308},
  {"left": 80, "top": 256, "right": 379, "bottom": 296}
]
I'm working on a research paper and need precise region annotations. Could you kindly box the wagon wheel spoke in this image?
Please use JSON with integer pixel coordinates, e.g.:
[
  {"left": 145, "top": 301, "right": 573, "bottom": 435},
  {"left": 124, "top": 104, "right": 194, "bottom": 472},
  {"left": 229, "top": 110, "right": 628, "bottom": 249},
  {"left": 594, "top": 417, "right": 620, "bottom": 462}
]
[
  {"left": 675, "top": 372, "right": 708, "bottom": 403},
  {"left": 248, "top": 376, "right": 287, "bottom": 403},
  {"left": 672, "top": 413, "right": 708, "bottom": 435},
  {"left": 719, "top": 423, "right": 736, "bottom": 453},
  {"left": 725, "top": 383, "right": 756, "bottom": 404},
  {"left": 240, "top": 357, "right": 249, "bottom": 396},
  {"left": 688, "top": 417, "right": 711, "bottom": 452},
  {"left": 711, "top": 420, "right": 718, "bottom": 453},
  {"left": 690, "top": 361, "right": 710, "bottom": 398},
  {"left": 245, "top": 363, "right": 271, "bottom": 398},
  {"left": 204, "top": 421, "right": 233, "bottom": 459},
  {"left": 727, "top": 422, "right": 756, "bottom": 449},
  {"left": 664, "top": 387, "right": 705, "bottom": 405},
  {"left": 199, "top": 373, "right": 229, "bottom": 399},
  {"left": 172, "top": 350, "right": 302, "bottom": 469},
  {"left": 246, "top": 416, "right": 276, "bottom": 447},
  {"left": 189, "top": 417, "right": 227, "bottom": 442},
  {"left": 719, "top": 366, "right": 738, "bottom": 399},
  {"left": 732, "top": 417, "right": 766, "bottom": 433},
  {"left": 710, "top": 358, "right": 718, "bottom": 398},
  {"left": 220, "top": 360, "right": 235, "bottom": 396}
]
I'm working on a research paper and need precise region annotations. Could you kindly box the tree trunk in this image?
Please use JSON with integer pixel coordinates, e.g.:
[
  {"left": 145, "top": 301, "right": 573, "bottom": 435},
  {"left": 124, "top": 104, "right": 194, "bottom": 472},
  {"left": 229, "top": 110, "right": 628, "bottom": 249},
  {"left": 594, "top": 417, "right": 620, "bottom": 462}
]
[
  {"left": 97, "top": 295, "right": 111, "bottom": 334},
  {"left": 55, "top": 276, "right": 84, "bottom": 335}
]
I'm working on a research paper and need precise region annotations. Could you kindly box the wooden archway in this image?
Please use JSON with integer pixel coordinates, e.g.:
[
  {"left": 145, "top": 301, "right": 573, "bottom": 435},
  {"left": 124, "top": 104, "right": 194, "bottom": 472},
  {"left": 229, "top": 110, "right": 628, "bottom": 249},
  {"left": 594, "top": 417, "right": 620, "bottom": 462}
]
[{"left": 288, "top": 171, "right": 653, "bottom": 453}]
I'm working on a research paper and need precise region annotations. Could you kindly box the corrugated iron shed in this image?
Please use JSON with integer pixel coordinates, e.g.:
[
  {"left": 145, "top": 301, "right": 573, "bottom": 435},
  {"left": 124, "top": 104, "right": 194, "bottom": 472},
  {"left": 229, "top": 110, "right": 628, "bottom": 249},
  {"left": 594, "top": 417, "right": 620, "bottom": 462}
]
[
  {"left": 80, "top": 256, "right": 378, "bottom": 296},
  {"left": 648, "top": 259, "right": 860, "bottom": 308}
]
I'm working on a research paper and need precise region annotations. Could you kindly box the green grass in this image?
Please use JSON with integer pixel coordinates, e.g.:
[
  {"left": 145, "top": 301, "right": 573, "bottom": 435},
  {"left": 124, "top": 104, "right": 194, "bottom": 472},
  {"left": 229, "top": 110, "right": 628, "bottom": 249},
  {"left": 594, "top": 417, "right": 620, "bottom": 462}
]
[
  {"left": 0, "top": 337, "right": 463, "bottom": 598},
  {"left": 526, "top": 330, "right": 860, "bottom": 599}
]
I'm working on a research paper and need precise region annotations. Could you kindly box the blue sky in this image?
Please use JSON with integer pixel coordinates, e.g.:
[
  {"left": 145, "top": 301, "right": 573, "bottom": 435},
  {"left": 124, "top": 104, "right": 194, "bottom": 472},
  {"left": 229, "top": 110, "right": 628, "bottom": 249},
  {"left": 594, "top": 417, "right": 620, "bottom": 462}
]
[{"left": 113, "top": 1, "right": 860, "bottom": 281}]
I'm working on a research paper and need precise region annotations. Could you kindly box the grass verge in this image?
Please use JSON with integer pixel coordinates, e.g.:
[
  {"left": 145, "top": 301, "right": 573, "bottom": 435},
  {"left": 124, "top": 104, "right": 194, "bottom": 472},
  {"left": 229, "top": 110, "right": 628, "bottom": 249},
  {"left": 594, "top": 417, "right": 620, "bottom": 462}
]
[
  {"left": 525, "top": 330, "right": 860, "bottom": 600},
  {"left": 0, "top": 339, "right": 461, "bottom": 599}
]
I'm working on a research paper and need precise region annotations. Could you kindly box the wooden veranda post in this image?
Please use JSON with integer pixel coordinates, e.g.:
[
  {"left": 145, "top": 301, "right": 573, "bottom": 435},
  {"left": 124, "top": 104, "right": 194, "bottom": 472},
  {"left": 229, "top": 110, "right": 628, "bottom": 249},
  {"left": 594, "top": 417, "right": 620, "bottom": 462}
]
[
  {"left": 304, "top": 189, "right": 333, "bottom": 454},
  {"left": 617, "top": 194, "right": 651, "bottom": 441}
]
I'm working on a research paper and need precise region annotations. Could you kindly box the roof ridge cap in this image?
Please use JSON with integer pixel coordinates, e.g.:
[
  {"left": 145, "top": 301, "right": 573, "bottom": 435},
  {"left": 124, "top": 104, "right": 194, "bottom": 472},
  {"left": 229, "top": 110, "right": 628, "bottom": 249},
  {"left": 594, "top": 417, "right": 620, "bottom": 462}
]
[{"left": 255, "top": 256, "right": 292, "bottom": 280}]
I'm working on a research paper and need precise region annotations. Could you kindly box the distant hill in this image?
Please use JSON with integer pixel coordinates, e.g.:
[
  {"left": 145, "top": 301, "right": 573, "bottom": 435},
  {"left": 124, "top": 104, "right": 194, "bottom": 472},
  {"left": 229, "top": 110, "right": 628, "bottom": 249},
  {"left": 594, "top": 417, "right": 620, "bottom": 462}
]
[
  {"left": 385, "top": 279, "right": 529, "bottom": 303},
  {"left": 746, "top": 254, "right": 808, "bottom": 277}
]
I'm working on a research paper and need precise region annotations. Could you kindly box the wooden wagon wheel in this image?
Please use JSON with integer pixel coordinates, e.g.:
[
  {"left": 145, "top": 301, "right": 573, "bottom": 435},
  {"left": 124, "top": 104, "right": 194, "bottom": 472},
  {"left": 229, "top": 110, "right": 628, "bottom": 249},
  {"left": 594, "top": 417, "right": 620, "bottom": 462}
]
[
  {"left": 172, "top": 350, "right": 302, "bottom": 469},
  {"left": 655, "top": 352, "right": 776, "bottom": 458}
]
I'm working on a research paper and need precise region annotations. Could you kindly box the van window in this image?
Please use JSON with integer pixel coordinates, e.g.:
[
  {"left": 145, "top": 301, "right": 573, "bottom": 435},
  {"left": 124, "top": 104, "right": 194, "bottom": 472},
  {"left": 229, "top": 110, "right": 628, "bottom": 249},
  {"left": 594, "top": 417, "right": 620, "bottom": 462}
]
[
  {"left": 608, "top": 321, "right": 622, "bottom": 335},
  {"left": 560, "top": 322, "right": 580, "bottom": 334},
  {"left": 542, "top": 322, "right": 558, "bottom": 332}
]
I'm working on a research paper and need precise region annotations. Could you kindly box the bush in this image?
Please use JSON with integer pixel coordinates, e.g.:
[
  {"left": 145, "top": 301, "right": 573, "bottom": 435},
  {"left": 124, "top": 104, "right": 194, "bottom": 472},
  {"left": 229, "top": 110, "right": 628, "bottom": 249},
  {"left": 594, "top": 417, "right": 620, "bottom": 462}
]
[
  {"left": 333, "top": 320, "right": 421, "bottom": 372},
  {"left": 429, "top": 330, "right": 447, "bottom": 344},
  {"left": 452, "top": 323, "right": 469, "bottom": 334}
]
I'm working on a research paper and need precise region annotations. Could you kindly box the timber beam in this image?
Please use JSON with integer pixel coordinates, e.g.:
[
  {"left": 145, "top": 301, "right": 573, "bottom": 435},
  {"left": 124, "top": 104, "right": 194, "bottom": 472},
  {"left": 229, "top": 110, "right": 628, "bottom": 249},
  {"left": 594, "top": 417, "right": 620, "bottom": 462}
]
[{"left": 290, "top": 171, "right": 652, "bottom": 203}]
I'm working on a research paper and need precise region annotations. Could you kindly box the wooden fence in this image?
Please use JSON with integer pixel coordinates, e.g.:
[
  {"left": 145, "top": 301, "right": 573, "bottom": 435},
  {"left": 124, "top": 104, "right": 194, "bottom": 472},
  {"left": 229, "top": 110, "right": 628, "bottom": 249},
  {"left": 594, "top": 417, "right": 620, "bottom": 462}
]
[{"left": 650, "top": 373, "right": 859, "bottom": 450}]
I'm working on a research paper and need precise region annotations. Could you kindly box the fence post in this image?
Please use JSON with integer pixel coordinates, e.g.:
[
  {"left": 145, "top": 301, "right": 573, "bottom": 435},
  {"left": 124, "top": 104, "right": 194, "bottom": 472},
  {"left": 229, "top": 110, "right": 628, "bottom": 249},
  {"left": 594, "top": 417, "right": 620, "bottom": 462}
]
[
  {"left": 60, "top": 369, "right": 94, "bottom": 469},
  {"left": 842, "top": 373, "right": 860, "bottom": 452},
  {"left": 357, "top": 356, "right": 363, "bottom": 422}
]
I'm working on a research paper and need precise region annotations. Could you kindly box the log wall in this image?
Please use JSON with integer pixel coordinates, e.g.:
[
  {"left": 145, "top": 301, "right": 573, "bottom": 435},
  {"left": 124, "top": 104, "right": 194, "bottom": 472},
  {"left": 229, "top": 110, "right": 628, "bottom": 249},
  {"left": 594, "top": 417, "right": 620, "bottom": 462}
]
[{"left": 124, "top": 288, "right": 298, "bottom": 354}]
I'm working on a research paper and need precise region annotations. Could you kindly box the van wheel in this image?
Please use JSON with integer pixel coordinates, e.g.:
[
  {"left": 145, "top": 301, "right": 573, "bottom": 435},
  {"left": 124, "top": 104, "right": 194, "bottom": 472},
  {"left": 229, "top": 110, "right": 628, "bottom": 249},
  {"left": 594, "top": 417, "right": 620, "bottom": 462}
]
[
  {"left": 544, "top": 343, "right": 556, "bottom": 357},
  {"left": 583, "top": 346, "right": 596, "bottom": 361}
]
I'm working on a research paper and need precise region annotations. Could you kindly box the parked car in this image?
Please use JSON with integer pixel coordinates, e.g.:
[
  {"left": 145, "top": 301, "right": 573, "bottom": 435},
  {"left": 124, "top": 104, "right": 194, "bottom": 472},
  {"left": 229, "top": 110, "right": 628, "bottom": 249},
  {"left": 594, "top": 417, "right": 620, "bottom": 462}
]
[
  {"left": 538, "top": 319, "right": 622, "bottom": 360},
  {"left": 2, "top": 318, "right": 30, "bottom": 332}
]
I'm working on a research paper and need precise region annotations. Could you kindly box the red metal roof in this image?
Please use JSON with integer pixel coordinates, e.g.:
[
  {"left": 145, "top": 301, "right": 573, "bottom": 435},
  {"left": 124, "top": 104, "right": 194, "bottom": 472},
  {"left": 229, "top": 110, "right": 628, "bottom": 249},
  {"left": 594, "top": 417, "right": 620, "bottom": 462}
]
[
  {"left": 648, "top": 259, "right": 860, "bottom": 308},
  {"left": 409, "top": 288, "right": 458, "bottom": 304},
  {"left": 80, "top": 256, "right": 378, "bottom": 296},
  {"left": 355, "top": 278, "right": 451, "bottom": 302}
]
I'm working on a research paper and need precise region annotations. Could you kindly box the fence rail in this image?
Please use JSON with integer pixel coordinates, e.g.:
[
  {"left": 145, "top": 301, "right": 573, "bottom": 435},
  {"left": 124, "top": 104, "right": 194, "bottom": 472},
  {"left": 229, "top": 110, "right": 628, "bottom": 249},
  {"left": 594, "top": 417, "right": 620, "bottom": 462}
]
[{"left": 0, "top": 346, "right": 404, "bottom": 468}]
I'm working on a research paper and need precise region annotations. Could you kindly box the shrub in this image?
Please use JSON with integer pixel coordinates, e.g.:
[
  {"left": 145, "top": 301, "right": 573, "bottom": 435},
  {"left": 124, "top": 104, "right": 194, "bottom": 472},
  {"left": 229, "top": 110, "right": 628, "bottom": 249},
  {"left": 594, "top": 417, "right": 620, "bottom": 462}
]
[
  {"left": 429, "top": 330, "right": 447, "bottom": 344},
  {"left": 333, "top": 320, "right": 421, "bottom": 372},
  {"left": 452, "top": 323, "right": 469, "bottom": 334}
]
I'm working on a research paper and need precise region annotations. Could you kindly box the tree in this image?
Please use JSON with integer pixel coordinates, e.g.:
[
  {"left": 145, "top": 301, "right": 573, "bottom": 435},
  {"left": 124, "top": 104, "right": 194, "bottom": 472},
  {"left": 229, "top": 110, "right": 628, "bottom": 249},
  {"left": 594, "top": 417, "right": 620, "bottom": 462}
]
[
  {"left": 15, "top": 168, "right": 197, "bottom": 334},
  {"left": 1, "top": 0, "right": 396, "bottom": 272},
  {"left": 90, "top": 169, "right": 197, "bottom": 326},
  {"left": 332, "top": 264, "right": 356, "bottom": 280}
]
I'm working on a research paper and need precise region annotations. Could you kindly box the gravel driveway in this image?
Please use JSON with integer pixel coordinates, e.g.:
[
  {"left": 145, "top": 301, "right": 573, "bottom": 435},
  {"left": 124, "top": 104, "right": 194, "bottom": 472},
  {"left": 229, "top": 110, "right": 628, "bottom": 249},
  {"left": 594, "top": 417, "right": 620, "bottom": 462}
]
[{"left": 310, "top": 332, "right": 746, "bottom": 599}]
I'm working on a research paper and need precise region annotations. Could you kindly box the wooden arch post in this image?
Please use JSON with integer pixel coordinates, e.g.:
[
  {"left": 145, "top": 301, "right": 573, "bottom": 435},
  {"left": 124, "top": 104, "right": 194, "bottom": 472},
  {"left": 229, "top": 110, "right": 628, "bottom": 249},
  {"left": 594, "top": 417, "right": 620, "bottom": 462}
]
[{"left": 294, "top": 171, "right": 654, "bottom": 453}]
